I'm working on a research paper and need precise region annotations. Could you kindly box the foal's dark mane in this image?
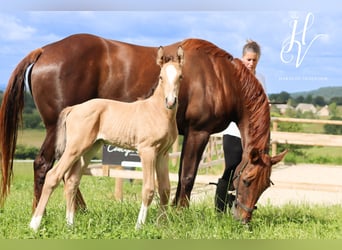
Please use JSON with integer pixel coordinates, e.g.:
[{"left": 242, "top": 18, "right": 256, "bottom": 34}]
[{"left": 232, "top": 58, "right": 270, "bottom": 152}]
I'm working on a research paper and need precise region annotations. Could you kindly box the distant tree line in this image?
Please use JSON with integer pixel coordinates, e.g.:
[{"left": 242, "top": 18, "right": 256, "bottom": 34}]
[
  {"left": 269, "top": 91, "right": 342, "bottom": 107},
  {"left": 0, "top": 90, "right": 44, "bottom": 129},
  {"left": 0, "top": 90, "right": 341, "bottom": 130}
]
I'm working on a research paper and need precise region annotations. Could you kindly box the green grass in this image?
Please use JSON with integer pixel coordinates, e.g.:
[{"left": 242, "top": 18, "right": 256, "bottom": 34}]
[
  {"left": 282, "top": 145, "right": 342, "bottom": 165},
  {"left": 17, "top": 129, "right": 46, "bottom": 148},
  {"left": 0, "top": 162, "right": 341, "bottom": 239}
]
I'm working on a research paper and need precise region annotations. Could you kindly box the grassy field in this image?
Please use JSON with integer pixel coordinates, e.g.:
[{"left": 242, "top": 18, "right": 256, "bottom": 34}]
[
  {"left": 17, "top": 129, "right": 46, "bottom": 148},
  {"left": 4, "top": 129, "right": 341, "bottom": 239},
  {"left": 0, "top": 162, "right": 341, "bottom": 239}
]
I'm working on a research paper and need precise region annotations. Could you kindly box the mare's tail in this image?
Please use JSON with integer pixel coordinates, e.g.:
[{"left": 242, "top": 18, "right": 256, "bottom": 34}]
[
  {"left": 55, "top": 107, "right": 73, "bottom": 160},
  {"left": 0, "top": 48, "right": 43, "bottom": 207}
]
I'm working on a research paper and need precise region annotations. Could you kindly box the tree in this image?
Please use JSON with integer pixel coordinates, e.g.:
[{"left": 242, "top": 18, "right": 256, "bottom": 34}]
[
  {"left": 294, "top": 95, "right": 305, "bottom": 104},
  {"left": 328, "top": 102, "right": 338, "bottom": 117},
  {"left": 269, "top": 91, "right": 290, "bottom": 104},
  {"left": 304, "top": 94, "right": 313, "bottom": 103},
  {"left": 324, "top": 116, "right": 342, "bottom": 135},
  {"left": 313, "top": 96, "right": 326, "bottom": 106}
]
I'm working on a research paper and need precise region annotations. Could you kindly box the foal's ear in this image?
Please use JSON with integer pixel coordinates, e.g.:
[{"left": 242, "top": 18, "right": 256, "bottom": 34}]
[
  {"left": 157, "top": 46, "right": 164, "bottom": 67},
  {"left": 177, "top": 46, "right": 185, "bottom": 66}
]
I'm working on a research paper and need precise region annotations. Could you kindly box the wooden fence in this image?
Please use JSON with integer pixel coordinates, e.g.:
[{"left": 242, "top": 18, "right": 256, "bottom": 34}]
[
  {"left": 83, "top": 133, "right": 225, "bottom": 200},
  {"left": 270, "top": 117, "right": 342, "bottom": 156},
  {"left": 83, "top": 117, "right": 342, "bottom": 200}
]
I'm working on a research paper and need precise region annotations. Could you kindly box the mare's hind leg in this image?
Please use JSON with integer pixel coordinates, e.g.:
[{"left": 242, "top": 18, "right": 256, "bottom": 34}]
[
  {"left": 33, "top": 127, "right": 87, "bottom": 211},
  {"left": 172, "top": 130, "right": 210, "bottom": 207},
  {"left": 136, "top": 148, "right": 156, "bottom": 229}
]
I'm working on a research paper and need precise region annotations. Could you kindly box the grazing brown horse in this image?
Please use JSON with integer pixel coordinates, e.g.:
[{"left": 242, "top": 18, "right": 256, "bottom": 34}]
[
  {"left": 29, "top": 46, "right": 183, "bottom": 231},
  {"left": 0, "top": 34, "right": 286, "bottom": 222}
]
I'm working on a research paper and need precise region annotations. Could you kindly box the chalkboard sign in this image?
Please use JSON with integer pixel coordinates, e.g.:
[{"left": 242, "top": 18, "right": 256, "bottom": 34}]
[{"left": 102, "top": 145, "right": 142, "bottom": 167}]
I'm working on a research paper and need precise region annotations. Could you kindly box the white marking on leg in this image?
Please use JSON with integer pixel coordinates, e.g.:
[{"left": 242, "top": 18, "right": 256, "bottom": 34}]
[
  {"left": 135, "top": 203, "right": 148, "bottom": 230},
  {"left": 29, "top": 215, "right": 43, "bottom": 232},
  {"left": 66, "top": 211, "right": 74, "bottom": 226}
]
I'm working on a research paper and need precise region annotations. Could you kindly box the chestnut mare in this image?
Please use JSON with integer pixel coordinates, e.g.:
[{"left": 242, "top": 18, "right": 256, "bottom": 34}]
[
  {"left": 29, "top": 46, "right": 183, "bottom": 231},
  {"left": 0, "top": 34, "right": 286, "bottom": 222}
]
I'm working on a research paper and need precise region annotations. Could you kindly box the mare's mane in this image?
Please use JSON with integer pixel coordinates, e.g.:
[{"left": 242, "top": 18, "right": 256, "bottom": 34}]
[
  {"left": 181, "top": 38, "right": 269, "bottom": 152},
  {"left": 232, "top": 58, "right": 270, "bottom": 152},
  {"left": 181, "top": 38, "right": 234, "bottom": 60}
]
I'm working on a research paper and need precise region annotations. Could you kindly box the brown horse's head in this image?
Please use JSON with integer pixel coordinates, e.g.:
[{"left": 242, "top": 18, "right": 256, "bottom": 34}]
[{"left": 232, "top": 149, "right": 287, "bottom": 223}]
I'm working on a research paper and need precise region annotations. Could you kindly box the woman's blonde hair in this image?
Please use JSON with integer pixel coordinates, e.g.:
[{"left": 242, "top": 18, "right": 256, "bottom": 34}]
[{"left": 242, "top": 39, "right": 261, "bottom": 58}]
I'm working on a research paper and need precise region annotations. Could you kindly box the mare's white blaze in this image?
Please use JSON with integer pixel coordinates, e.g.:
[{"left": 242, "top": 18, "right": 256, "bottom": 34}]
[
  {"left": 164, "top": 64, "right": 178, "bottom": 107},
  {"left": 29, "top": 215, "right": 43, "bottom": 232},
  {"left": 135, "top": 203, "right": 148, "bottom": 230}
]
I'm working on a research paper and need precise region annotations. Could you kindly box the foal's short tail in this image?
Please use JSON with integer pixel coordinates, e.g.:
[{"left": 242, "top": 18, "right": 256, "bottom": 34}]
[
  {"left": 0, "top": 48, "right": 43, "bottom": 207},
  {"left": 55, "top": 107, "right": 73, "bottom": 160}
]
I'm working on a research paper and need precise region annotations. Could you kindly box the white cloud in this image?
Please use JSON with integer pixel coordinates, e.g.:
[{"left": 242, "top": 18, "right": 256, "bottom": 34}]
[
  {"left": 0, "top": 10, "right": 341, "bottom": 93},
  {"left": 0, "top": 14, "right": 36, "bottom": 41}
]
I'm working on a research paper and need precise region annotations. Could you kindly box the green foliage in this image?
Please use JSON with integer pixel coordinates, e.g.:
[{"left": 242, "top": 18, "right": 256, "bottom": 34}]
[
  {"left": 23, "top": 112, "right": 44, "bottom": 129},
  {"left": 324, "top": 116, "right": 342, "bottom": 135},
  {"left": 14, "top": 144, "right": 39, "bottom": 159}
]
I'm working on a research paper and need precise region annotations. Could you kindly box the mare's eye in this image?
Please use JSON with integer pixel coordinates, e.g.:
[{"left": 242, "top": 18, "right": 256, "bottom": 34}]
[{"left": 242, "top": 179, "right": 251, "bottom": 187}]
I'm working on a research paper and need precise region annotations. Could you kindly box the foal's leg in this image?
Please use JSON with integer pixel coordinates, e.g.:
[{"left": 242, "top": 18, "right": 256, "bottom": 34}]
[
  {"left": 136, "top": 149, "right": 156, "bottom": 229},
  {"left": 30, "top": 154, "right": 76, "bottom": 231},
  {"left": 64, "top": 144, "right": 101, "bottom": 226},
  {"left": 155, "top": 153, "right": 171, "bottom": 208},
  {"left": 155, "top": 152, "right": 171, "bottom": 224},
  {"left": 64, "top": 159, "right": 83, "bottom": 226},
  {"left": 33, "top": 127, "right": 87, "bottom": 212}
]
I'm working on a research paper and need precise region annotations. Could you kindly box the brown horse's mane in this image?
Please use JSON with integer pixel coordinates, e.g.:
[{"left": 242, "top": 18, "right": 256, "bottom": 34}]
[
  {"left": 232, "top": 58, "right": 270, "bottom": 152},
  {"left": 181, "top": 38, "right": 234, "bottom": 60},
  {"left": 181, "top": 38, "right": 269, "bottom": 151}
]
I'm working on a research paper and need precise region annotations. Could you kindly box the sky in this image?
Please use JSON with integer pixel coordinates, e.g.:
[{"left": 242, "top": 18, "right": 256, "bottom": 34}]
[{"left": 0, "top": 0, "right": 341, "bottom": 94}]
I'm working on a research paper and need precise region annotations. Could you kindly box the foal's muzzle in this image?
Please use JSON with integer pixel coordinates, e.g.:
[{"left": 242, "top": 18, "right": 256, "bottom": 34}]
[{"left": 165, "top": 97, "right": 177, "bottom": 109}]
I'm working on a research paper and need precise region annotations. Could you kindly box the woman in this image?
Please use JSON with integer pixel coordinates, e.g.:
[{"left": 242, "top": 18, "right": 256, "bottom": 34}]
[{"left": 215, "top": 39, "right": 266, "bottom": 213}]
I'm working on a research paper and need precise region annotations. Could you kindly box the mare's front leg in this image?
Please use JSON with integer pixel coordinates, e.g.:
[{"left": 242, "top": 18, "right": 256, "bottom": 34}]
[
  {"left": 172, "top": 130, "right": 210, "bottom": 207},
  {"left": 136, "top": 148, "right": 156, "bottom": 229},
  {"left": 33, "top": 127, "right": 87, "bottom": 212}
]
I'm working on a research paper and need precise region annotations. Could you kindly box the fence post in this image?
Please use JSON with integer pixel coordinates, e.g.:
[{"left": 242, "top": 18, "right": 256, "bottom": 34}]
[
  {"left": 271, "top": 120, "right": 278, "bottom": 157},
  {"left": 114, "top": 165, "right": 124, "bottom": 201}
]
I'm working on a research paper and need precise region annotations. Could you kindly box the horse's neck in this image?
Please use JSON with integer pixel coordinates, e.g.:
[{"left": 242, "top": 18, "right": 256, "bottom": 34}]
[
  {"left": 237, "top": 96, "right": 270, "bottom": 153},
  {"left": 144, "top": 80, "right": 177, "bottom": 119}
]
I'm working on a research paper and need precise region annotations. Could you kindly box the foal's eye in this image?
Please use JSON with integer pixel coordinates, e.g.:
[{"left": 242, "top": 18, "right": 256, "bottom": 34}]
[
  {"left": 159, "top": 76, "right": 163, "bottom": 80},
  {"left": 179, "top": 75, "right": 183, "bottom": 80}
]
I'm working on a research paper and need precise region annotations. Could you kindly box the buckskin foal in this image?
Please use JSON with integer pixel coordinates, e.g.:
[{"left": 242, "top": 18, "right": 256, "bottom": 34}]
[{"left": 29, "top": 46, "right": 184, "bottom": 231}]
